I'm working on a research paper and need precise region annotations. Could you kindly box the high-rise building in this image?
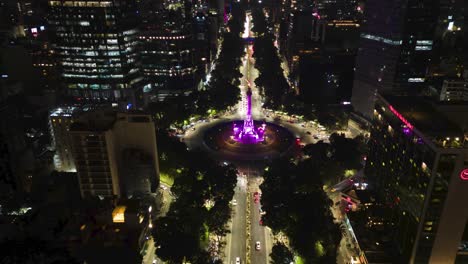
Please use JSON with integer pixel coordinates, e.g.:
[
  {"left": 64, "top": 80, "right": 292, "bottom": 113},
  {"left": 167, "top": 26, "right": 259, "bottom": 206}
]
[
  {"left": 48, "top": 0, "right": 144, "bottom": 103},
  {"left": 351, "top": 0, "right": 439, "bottom": 117},
  {"left": 139, "top": 9, "right": 196, "bottom": 100},
  {"left": 314, "top": 0, "right": 359, "bottom": 21},
  {"left": 365, "top": 94, "right": 468, "bottom": 263},
  {"left": 427, "top": 0, "right": 464, "bottom": 81},
  {"left": 439, "top": 79, "right": 468, "bottom": 102},
  {"left": 281, "top": 9, "right": 359, "bottom": 105},
  {"left": 68, "top": 107, "right": 159, "bottom": 198}
]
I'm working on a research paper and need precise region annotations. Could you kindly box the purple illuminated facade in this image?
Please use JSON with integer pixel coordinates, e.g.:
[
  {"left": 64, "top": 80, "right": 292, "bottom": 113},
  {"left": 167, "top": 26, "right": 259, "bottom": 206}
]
[{"left": 233, "top": 88, "right": 265, "bottom": 144}]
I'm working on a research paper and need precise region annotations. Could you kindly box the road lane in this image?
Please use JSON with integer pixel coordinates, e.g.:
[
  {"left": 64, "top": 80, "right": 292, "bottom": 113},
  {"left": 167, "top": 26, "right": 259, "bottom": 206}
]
[
  {"left": 226, "top": 175, "right": 247, "bottom": 264},
  {"left": 247, "top": 166, "right": 270, "bottom": 264}
]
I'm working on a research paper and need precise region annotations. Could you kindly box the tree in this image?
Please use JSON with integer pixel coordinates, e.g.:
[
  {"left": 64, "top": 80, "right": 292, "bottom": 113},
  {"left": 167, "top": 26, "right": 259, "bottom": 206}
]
[
  {"left": 156, "top": 131, "right": 190, "bottom": 179},
  {"left": 153, "top": 151, "right": 237, "bottom": 263},
  {"left": 250, "top": 7, "right": 290, "bottom": 110},
  {"left": 0, "top": 236, "right": 79, "bottom": 264},
  {"left": 260, "top": 158, "right": 296, "bottom": 233},
  {"left": 153, "top": 199, "right": 207, "bottom": 263},
  {"left": 270, "top": 243, "right": 294, "bottom": 264},
  {"left": 329, "top": 133, "right": 364, "bottom": 170},
  {"left": 148, "top": 96, "right": 192, "bottom": 129},
  {"left": 260, "top": 156, "right": 342, "bottom": 263}
]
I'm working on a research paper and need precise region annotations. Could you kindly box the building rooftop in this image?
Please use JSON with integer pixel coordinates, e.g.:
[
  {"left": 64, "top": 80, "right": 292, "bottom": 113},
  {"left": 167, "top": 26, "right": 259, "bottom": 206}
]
[
  {"left": 67, "top": 105, "right": 117, "bottom": 132},
  {"left": 379, "top": 95, "right": 465, "bottom": 147}
]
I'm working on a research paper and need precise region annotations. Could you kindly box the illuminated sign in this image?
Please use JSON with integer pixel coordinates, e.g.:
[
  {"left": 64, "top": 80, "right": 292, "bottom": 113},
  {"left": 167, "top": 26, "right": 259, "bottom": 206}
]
[
  {"left": 460, "top": 169, "right": 468, "bottom": 181},
  {"left": 389, "top": 105, "right": 414, "bottom": 130}
]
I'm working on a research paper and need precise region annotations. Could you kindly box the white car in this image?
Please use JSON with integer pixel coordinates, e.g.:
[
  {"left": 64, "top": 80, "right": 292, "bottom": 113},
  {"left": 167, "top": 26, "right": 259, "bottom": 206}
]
[
  {"left": 236, "top": 257, "right": 241, "bottom": 264},
  {"left": 255, "top": 241, "right": 261, "bottom": 250},
  {"left": 231, "top": 199, "right": 238, "bottom": 206}
]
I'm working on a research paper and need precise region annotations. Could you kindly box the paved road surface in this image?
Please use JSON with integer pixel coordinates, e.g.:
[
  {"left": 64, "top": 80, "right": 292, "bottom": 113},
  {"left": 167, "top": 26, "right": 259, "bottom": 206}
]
[
  {"left": 248, "top": 168, "right": 272, "bottom": 264},
  {"left": 225, "top": 175, "right": 247, "bottom": 264}
]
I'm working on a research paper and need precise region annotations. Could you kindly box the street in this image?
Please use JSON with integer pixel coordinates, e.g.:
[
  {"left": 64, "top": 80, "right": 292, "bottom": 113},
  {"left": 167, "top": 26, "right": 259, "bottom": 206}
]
[
  {"left": 225, "top": 174, "right": 247, "bottom": 264},
  {"left": 247, "top": 167, "right": 272, "bottom": 264},
  {"left": 183, "top": 9, "right": 366, "bottom": 264}
]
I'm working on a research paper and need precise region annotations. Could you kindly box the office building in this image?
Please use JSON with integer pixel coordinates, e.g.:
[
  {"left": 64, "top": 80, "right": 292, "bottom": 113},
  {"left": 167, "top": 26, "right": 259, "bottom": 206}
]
[
  {"left": 365, "top": 94, "right": 468, "bottom": 263},
  {"left": 139, "top": 9, "right": 196, "bottom": 100},
  {"left": 193, "top": 11, "right": 216, "bottom": 77},
  {"left": 69, "top": 107, "right": 159, "bottom": 198},
  {"left": 439, "top": 79, "right": 468, "bottom": 102},
  {"left": 351, "top": 0, "right": 439, "bottom": 117},
  {"left": 427, "top": 0, "right": 464, "bottom": 81},
  {"left": 48, "top": 0, "right": 144, "bottom": 103},
  {"left": 282, "top": 9, "right": 358, "bottom": 105},
  {"left": 314, "top": 0, "right": 359, "bottom": 21},
  {"left": 297, "top": 51, "right": 355, "bottom": 104}
]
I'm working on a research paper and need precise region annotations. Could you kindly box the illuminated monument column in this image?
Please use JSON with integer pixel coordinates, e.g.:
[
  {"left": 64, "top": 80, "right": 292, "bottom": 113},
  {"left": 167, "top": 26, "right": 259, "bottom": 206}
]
[{"left": 233, "top": 88, "right": 265, "bottom": 144}]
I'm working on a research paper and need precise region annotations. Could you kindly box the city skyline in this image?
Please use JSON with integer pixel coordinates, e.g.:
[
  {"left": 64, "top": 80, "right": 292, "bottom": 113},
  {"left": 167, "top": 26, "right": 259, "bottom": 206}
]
[{"left": 0, "top": 0, "right": 467, "bottom": 264}]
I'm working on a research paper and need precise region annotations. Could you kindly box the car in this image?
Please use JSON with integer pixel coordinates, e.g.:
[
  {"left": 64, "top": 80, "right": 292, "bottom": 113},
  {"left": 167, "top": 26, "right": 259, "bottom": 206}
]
[
  {"left": 236, "top": 257, "right": 241, "bottom": 264},
  {"left": 191, "top": 127, "right": 196, "bottom": 131},
  {"left": 231, "top": 199, "right": 238, "bottom": 206},
  {"left": 255, "top": 241, "right": 261, "bottom": 250},
  {"left": 306, "top": 131, "right": 312, "bottom": 135},
  {"left": 313, "top": 136, "right": 319, "bottom": 139}
]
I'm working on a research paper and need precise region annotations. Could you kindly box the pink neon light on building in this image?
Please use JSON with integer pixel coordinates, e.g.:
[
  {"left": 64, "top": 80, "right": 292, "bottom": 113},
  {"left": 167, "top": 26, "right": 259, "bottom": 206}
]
[
  {"left": 460, "top": 169, "right": 468, "bottom": 181},
  {"left": 389, "top": 105, "right": 414, "bottom": 130}
]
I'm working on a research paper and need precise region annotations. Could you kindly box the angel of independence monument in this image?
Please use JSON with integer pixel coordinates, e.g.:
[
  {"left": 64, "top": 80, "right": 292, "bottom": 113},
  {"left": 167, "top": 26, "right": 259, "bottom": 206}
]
[{"left": 232, "top": 87, "right": 266, "bottom": 144}]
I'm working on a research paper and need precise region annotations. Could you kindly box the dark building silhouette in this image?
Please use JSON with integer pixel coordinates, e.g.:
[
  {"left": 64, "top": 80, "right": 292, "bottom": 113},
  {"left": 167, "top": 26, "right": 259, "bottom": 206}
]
[
  {"left": 352, "top": 0, "right": 439, "bottom": 117},
  {"left": 282, "top": 9, "right": 359, "bottom": 105}
]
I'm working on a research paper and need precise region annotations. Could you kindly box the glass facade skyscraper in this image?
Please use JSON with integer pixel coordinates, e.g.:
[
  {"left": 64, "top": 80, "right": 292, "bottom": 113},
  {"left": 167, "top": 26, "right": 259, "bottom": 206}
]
[{"left": 48, "top": 0, "right": 144, "bottom": 102}]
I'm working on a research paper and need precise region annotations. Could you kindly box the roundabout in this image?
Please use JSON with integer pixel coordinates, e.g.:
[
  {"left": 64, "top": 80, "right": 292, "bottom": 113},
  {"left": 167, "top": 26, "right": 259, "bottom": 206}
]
[
  {"left": 199, "top": 70, "right": 297, "bottom": 160},
  {"left": 202, "top": 120, "right": 297, "bottom": 160},
  {"left": 182, "top": 31, "right": 301, "bottom": 161}
]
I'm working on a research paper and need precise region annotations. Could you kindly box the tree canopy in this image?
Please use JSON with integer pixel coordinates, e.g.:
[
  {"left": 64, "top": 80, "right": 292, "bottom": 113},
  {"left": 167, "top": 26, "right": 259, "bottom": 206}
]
[
  {"left": 270, "top": 242, "right": 294, "bottom": 264},
  {"left": 153, "top": 150, "right": 237, "bottom": 263},
  {"left": 250, "top": 7, "right": 291, "bottom": 110},
  {"left": 260, "top": 156, "right": 341, "bottom": 263}
]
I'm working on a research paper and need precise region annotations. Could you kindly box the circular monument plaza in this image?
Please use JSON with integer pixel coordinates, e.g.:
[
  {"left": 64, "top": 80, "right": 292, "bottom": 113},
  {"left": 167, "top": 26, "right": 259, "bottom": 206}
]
[
  {"left": 200, "top": 88, "right": 297, "bottom": 160},
  {"left": 203, "top": 120, "right": 297, "bottom": 160}
]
